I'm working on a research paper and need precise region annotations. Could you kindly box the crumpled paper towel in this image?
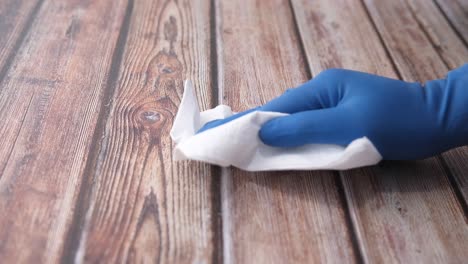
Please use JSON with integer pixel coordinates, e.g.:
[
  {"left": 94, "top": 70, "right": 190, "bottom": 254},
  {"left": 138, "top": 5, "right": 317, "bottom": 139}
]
[{"left": 170, "top": 80, "right": 382, "bottom": 171}]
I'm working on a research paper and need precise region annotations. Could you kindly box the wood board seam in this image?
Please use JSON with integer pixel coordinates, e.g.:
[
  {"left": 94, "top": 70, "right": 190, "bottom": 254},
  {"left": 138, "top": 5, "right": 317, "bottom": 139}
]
[
  {"left": 214, "top": 0, "right": 224, "bottom": 105},
  {"left": 401, "top": 0, "right": 468, "bottom": 216},
  {"left": 432, "top": 0, "right": 468, "bottom": 48},
  {"left": 358, "top": 0, "right": 403, "bottom": 79},
  {"left": 209, "top": 0, "right": 220, "bottom": 109},
  {"left": 339, "top": 173, "right": 370, "bottom": 264},
  {"left": 290, "top": 0, "right": 372, "bottom": 261},
  {"left": 221, "top": 168, "right": 233, "bottom": 264},
  {"left": 59, "top": 0, "right": 134, "bottom": 262},
  {"left": 209, "top": 0, "right": 224, "bottom": 262},
  {"left": 0, "top": 95, "right": 33, "bottom": 178},
  {"left": 288, "top": 0, "right": 312, "bottom": 80},
  {"left": 0, "top": 0, "right": 45, "bottom": 88},
  {"left": 437, "top": 156, "right": 468, "bottom": 221},
  {"left": 402, "top": 0, "right": 458, "bottom": 70},
  {"left": 212, "top": 0, "right": 232, "bottom": 263},
  {"left": 355, "top": 0, "right": 468, "bottom": 259},
  {"left": 210, "top": 166, "right": 224, "bottom": 264},
  {"left": 336, "top": 172, "right": 366, "bottom": 264}
]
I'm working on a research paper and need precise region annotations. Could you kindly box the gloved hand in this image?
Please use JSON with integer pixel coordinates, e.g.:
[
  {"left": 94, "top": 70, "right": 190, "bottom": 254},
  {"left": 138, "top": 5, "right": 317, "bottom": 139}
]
[{"left": 198, "top": 64, "right": 468, "bottom": 160}]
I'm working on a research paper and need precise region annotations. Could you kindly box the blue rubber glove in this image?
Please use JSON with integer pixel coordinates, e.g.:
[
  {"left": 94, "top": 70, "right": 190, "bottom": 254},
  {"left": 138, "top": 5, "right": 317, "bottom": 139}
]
[{"left": 198, "top": 64, "right": 468, "bottom": 160}]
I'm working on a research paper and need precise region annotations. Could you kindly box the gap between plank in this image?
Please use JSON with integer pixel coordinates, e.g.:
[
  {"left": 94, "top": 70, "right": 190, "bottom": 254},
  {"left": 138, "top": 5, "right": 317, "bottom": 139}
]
[
  {"left": 212, "top": 0, "right": 233, "bottom": 263},
  {"left": 289, "top": 0, "right": 367, "bottom": 262},
  {"left": 287, "top": 0, "right": 312, "bottom": 80},
  {"left": 432, "top": 0, "right": 468, "bottom": 48},
  {"left": 59, "top": 0, "right": 134, "bottom": 262},
  {"left": 402, "top": 0, "right": 455, "bottom": 69},
  {"left": 437, "top": 156, "right": 468, "bottom": 221},
  {"left": 213, "top": 0, "right": 224, "bottom": 105},
  {"left": 0, "top": 0, "right": 45, "bottom": 87},
  {"left": 0, "top": 95, "right": 34, "bottom": 178},
  {"left": 210, "top": 165, "right": 224, "bottom": 264},
  {"left": 401, "top": 0, "right": 468, "bottom": 218},
  {"left": 357, "top": 0, "right": 468, "bottom": 256},
  {"left": 221, "top": 167, "right": 233, "bottom": 264},
  {"left": 362, "top": 0, "right": 468, "bottom": 242},
  {"left": 358, "top": 0, "right": 403, "bottom": 80},
  {"left": 209, "top": 0, "right": 220, "bottom": 110},
  {"left": 336, "top": 172, "right": 367, "bottom": 264},
  {"left": 209, "top": 0, "right": 224, "bottom": 262}
]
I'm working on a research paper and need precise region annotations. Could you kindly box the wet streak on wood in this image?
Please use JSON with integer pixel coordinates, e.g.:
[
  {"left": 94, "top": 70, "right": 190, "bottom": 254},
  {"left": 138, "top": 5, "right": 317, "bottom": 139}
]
[
  {"left": 69, "top": 0, "right": 217, "bottom": 263},
  {"left": 434, "top": 0, "right": 468, "bottom": 45},
  {"left": 0, "top": 0, "right": 43, "bottom": 82},
  {"left": 0, "top": 0, "right": 128, "bottom": 262},
  {"left": 293, "top": 0, "right": 468, "bottom": 262},
  {"left": 216, "top": 0, "right": 357, "bottom": 263}
]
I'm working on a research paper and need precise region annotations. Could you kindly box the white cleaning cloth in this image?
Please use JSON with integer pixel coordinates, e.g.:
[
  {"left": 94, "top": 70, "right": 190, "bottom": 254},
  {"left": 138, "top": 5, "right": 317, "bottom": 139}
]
[{"left": 170, "top": 81, "right": 382, "bottom": 171}]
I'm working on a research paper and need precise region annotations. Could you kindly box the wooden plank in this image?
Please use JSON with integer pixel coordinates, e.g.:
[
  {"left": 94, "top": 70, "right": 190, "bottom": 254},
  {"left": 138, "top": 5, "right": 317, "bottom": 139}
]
[
  {"left": 0, "top": 0, "right": 42, "bottom": 76},
  {"left": 343, "top": 161, "right": 468, "bottom": 263},
  {"left": 290, "top": 0, "right": 396, "bottom": 77},
  {"left": 0, "top": 0, "right": 128, "bottom": 262},
  {"left": 0, "top": 0, "right": 43, "bottom": 165},
  {"left": 292, "top": 0, "right": 468, "bottom": 262},
  {"left": 68, "top": 0, "right": 219, "bottom": 263},
  {"left": 434, "top": 0, "right": 468, "bottom": 44},
  {"left": 216, "top": 0, "right": 358, "bottom": 263},
  {"left": 364, "top": 0, "right": 445, "bottom": 81}
]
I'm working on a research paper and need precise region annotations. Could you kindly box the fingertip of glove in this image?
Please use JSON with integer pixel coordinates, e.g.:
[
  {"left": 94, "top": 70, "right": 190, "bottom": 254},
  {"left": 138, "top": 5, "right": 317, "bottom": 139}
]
[{"left": 258, "top": 118, "right": 283, "bottom": 146}]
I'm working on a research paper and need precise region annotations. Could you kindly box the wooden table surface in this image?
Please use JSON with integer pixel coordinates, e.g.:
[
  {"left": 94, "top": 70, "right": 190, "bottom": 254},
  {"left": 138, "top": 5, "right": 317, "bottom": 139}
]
[{"left": 0, "top": 0, "right": 467, "bottom": 263}]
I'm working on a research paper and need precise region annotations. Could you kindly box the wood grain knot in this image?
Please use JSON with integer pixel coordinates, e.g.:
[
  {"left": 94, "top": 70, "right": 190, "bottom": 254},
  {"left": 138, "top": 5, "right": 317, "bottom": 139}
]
[
  {"left": 133, "top": 103, "right": 173, "bottom": 141},
  {"left": 145, "top": 51, "right": 183, "bottom": 88},
  {"left": 136, "top": 107, "right": 165, "bottom": 126},
  {"left": 140, "top": 111, "right": 161, "bottom": 123},
  {"left": 154, "top": 52, "right": 182, "bottom": 77},
  {"left": 161, "top": 67, "right": 173, "bottom": 74}
]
